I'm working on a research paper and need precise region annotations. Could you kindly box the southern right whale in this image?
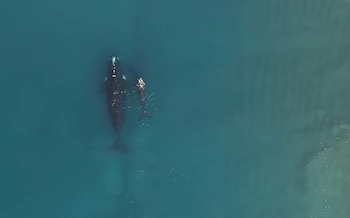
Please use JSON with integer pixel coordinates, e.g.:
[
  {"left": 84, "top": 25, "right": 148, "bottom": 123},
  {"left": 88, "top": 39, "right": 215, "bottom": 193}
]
[
  {"left": 105, "top": 55, "right": 129, "bottom": 153},
  {"left": 130, "top": 67, "right": 153, "bottom": 120},
  {"left": 136, "top": 77, "right": 153, "bottom": 120}
]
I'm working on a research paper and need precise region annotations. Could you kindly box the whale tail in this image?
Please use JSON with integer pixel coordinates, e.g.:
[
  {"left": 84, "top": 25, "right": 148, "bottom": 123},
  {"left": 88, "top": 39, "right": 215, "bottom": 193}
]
[
  {"left": 109, "top": 138, "right": 130, "bottom": 154},
  {"left": 139, "top": 111, "right": 153, "bottom": 121}
]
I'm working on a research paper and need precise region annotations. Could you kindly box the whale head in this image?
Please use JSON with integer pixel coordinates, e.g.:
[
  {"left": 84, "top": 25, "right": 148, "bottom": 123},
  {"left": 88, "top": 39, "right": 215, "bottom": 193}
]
[{"left": 111, "top": 56, "right": 116, "bottom": 65}]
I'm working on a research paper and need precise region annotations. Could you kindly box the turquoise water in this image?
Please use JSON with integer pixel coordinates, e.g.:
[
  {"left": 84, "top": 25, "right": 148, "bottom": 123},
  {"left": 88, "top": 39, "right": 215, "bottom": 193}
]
[{"left": 1, "top": 0, "right": 350, "bottom": 217}]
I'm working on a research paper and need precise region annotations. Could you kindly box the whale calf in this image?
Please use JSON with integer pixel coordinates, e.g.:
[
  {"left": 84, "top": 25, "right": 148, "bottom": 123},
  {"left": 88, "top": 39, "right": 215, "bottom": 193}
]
[{"left": 136, "top": 77, "right": 153, "bottom": 120}]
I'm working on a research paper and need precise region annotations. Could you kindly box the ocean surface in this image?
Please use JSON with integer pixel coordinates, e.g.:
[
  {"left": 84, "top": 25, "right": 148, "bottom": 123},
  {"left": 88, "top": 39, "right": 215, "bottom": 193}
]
[{"left": 1, "top": 0, "right": 350, "bottom": 217}]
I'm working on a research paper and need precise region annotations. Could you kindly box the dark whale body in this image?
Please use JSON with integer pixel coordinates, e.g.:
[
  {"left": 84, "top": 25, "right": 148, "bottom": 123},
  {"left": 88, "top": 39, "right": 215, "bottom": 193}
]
[{"left": 105, "top": 56, "right": 128, "bottom": 153}]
